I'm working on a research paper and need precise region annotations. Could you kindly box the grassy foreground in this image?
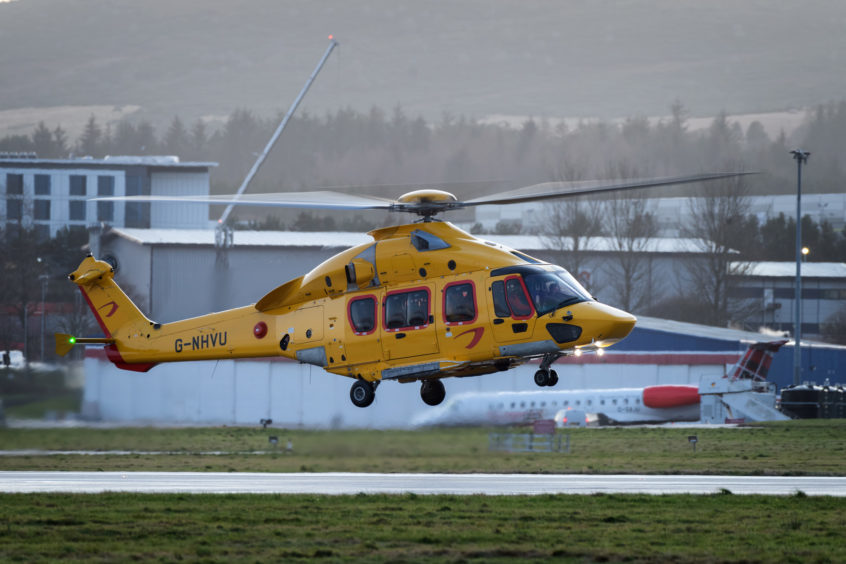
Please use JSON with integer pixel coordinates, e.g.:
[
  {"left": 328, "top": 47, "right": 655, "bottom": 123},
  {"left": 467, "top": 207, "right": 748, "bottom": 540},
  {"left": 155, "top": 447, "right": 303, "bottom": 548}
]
[
  {"left": 1, "top": 492, "right": 843, "bottom": 563},
  {"left": 1, "top": 419, "right": 845, "bottom": 475}
]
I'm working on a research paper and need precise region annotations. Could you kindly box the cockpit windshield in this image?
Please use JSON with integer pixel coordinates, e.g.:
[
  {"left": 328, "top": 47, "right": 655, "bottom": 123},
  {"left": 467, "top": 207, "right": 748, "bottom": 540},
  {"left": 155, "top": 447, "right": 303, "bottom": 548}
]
[{"left": 522, "top": 267, "right": 593, "bottom": 315}]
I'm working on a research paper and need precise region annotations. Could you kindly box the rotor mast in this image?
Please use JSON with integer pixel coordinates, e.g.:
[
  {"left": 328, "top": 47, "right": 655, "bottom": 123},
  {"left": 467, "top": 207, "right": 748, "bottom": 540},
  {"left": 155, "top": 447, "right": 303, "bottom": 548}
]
[{"left": 216, "top": 37, "right": 339, "bottom": 256}]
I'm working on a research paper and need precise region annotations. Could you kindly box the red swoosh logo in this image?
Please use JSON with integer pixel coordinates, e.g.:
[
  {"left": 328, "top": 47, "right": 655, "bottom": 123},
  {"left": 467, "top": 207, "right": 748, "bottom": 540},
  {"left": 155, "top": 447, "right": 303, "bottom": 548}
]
[
  {"left": 98, "top": 301, "right": 119, "bottom": 317},
  {"left": 455, "top": 327, "right": 484, "bottom": 349}
]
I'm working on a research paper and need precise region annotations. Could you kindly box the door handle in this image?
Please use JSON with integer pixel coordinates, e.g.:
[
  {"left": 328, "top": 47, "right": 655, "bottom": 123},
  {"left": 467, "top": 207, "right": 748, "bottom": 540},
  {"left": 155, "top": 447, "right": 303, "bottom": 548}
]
[
  {"left": 395, "top": 333, "right": 406, "bottom": 339},
  {"left": 493, "top": 318, "right": 505, "bottom": 325}
]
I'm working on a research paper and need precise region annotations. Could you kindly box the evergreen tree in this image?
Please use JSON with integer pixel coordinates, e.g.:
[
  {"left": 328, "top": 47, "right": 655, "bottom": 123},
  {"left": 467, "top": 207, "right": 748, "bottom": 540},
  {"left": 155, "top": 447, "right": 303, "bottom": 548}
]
[{"left": 77, "top": 114, "right": 102, "bottom": 156}]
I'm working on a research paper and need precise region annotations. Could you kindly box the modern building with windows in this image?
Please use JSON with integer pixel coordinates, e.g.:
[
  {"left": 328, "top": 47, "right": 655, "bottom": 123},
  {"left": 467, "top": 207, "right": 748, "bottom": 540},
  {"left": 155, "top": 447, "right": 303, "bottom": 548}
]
[
  {"left": 729, "top": 261, "right": 846, "bottom": 338},
  {"left": 0, "top": 155, "right": 217, "bottom": 238}
]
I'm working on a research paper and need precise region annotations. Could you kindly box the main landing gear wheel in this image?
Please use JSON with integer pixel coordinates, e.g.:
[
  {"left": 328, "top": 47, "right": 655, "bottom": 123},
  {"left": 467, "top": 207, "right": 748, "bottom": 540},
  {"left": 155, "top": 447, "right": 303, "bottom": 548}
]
[
  {"left": 420, "top": 379, "right": 446, "bottom": 406},
  {"left": 350, "top": 379, "right": 375, "bottom": 408},
  {"left": 534, "top": 369, "right": 559, "bottom": 387}
]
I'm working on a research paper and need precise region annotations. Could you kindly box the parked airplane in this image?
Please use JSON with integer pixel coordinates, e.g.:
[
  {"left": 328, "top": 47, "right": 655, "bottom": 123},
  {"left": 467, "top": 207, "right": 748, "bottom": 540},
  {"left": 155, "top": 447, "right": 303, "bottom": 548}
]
[
  {"left": 411, "top": 384, "right": 700, "bottom": 427},
  {"left": 412, "top": 340, "right": 787, "bottom": 426}
]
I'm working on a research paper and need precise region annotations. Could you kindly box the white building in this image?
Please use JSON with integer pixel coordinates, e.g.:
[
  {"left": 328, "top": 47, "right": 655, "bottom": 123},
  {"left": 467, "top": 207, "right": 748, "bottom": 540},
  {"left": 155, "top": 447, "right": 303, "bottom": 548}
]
[
  {"left": 0, "top": 155, "right": 217, "bottom": 238},
  {"left": 729, "top": 261, "right": 846, "bottom": 338},
  {"left": 471, "top": 193, "right": 846, "bottom": 236}
]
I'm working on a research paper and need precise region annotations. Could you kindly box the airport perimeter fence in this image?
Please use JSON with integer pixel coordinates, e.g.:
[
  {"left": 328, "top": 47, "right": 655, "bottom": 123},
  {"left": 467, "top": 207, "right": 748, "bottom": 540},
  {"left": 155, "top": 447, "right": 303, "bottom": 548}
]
[{"left": 488, "top": 431, "right": 570, "bottom": 453}]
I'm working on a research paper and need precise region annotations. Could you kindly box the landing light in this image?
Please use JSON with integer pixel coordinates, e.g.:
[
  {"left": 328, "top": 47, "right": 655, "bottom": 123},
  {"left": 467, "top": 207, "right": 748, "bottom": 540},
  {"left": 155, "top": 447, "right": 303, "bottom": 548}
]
[
  {"left": 596, "top": 348, "right": 605, "bottom": 357},
  {"left": 574, "top": 349, "right": 583, "bottom": 357}
]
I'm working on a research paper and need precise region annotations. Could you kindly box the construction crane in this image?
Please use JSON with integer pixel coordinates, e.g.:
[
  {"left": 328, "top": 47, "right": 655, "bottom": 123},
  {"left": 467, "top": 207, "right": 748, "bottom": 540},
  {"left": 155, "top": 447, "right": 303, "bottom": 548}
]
[{"left": 215, "top": 36, "right": 339, "bottom": 266}]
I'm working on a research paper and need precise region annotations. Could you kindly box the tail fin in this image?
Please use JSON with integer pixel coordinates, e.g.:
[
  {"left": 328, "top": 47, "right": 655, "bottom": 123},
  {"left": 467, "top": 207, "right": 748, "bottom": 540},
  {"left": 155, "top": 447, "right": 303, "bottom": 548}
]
[
  {"left": 730, "top": 340, "right": 788, "bottom": 382},
  {"left": 69, "top": 255, "right": 152, "bottom": 338},
  {"left": 66, "top": 255, "right": 157, "bottom": 372}
]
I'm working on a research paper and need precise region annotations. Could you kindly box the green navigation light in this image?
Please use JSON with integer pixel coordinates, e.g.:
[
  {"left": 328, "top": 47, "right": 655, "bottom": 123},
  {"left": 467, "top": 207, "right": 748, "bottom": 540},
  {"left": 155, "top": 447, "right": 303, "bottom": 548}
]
[{"left": 69, "top": 337, "right": 76, "bottom": 344}]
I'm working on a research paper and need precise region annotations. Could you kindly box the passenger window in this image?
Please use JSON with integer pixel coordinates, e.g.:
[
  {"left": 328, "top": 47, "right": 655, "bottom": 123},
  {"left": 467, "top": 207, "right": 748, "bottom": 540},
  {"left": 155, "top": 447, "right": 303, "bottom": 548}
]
[
  {"left": 505, "top": 277, "right": 533, "bottom": 318},
  {"left": 491, "top": 281, "right": 511, "bottom": 317},
  {"left": 348, "top": 296, "right": 376, "bottom": 335},
  {"left": 444, "top": 282, "right": 476, "bottom": 323},
  {"left": 384, "top": 289, "right": 429, "bottom": 330}
]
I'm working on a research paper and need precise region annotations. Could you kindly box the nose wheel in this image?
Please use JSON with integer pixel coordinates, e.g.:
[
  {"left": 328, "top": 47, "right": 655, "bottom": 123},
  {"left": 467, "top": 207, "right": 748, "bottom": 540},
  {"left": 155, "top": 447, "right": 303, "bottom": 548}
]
[
  {"left": 420, "top": 379, "right": 446, "bottom": 406},
  {"left": 533, "top": 369, "right": 559, "bottom": 387},
  {"left": 350, "top": 379, "right": 376, "bottom": 408}
]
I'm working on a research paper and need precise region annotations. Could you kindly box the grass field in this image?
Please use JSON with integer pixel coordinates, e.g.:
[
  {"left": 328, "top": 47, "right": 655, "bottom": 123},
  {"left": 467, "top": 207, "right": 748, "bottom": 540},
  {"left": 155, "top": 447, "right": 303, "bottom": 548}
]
[
  {"left": 0, "top": 492, "right": 843, "bottom": 563},
  {"left": 1, "top": 420, "right": 844, "bottom": 475},
  {"left": 2, "top": 421, "right": 844, "bottom": 562}
]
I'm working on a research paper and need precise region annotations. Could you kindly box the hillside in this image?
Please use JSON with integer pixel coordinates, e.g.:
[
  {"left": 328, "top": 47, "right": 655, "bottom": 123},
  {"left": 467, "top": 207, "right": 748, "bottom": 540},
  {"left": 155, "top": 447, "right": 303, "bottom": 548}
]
[{"left": 1, "top": 0, "right": 845, "bottom": 137}]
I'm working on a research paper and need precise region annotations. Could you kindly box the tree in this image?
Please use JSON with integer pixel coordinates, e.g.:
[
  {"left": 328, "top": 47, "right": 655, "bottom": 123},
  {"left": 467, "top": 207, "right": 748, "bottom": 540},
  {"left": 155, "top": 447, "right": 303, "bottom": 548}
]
[
  {"left": 189, "top": 119, "right": 208, "bottom": 160},
  {"left": 602, "top": 195, "right": 660, "bottom": 311},
  {"left": 31, "top": 122, "right": 55, "bottom": 157},
  {"left": 77, "top": 114, "right": 103, "bottom": 157},
  {"left": 0, "top": 225, "right": 49, "bottom": 362},
  {"left": 680, "top": 174, "right": 754, "bottom": 327},
  {"left": 540, "top": 197, "right": 604, "bottom": 287},
  {"left": 163, "top": 116, "right": 189, "bottom": 157}
]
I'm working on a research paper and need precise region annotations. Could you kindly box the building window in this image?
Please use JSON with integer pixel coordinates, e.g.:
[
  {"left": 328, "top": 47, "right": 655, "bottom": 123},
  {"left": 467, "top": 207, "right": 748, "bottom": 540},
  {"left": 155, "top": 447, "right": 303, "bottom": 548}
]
[
  {"left": 124, "top": 173, "right": 150, "bottom": 228},
  {"left": 34, "top": 174, "right": 50, "bottom": 195},
  {"left": 98, "top": 175, "right": 115, "bottom": 196},
  {"left": 34, "top": 199, "right": 50, "bottom": 220},
  {"left": 5, "top": 173, "right": 23, "bottom": 195},
  {"left": 6, "top": 199, "right": 22, "bottom": 220},
  {"left": 97, "top": 175, "right": 115, "bottom": 222},
  {"left": 69, "top": 175, "right": 86, "bottom": 196},
  {"left": 97, "top": 201, "right": 114, "bottom": 222},
  {"left": 69, "top": 200, "right": 86, "bottom": 221}
]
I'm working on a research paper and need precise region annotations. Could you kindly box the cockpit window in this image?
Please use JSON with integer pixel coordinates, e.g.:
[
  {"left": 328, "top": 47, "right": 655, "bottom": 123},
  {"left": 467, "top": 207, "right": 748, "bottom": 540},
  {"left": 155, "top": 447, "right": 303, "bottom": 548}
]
[
  {"left": 505, "top": 277, "right": 533, "bottom": 318},
  {"left": 523, "top": 267, "right": 592, "bottom": 315}
]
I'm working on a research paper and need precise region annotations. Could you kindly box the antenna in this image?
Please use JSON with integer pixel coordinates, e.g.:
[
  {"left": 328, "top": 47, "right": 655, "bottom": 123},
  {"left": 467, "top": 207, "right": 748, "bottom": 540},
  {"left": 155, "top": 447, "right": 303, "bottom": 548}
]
[{"left": 216, "top": 37, "right": 339, "bottom": 264}]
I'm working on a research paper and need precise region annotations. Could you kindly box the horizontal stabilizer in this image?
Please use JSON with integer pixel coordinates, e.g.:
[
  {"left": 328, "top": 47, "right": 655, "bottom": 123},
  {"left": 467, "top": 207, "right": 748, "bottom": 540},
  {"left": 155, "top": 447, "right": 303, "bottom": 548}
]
[{"left": 54, "top": 333, "right": 115, "bottom": 357}]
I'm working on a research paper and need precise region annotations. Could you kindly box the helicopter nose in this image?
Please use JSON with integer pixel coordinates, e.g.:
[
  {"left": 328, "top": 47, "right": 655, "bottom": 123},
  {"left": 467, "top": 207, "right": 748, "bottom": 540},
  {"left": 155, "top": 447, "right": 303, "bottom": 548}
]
[
  {"left": 565, "top": 302, "right": 636, "bottom": 344},
  {"left": 601, "top": 305, "right": 637, "bottom": 342}
]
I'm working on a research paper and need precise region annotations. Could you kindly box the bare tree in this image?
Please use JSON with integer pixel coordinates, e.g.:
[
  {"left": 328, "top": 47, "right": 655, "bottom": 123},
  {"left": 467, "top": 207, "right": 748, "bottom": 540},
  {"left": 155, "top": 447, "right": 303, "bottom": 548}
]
[
  {"left": 680, "top": 173, "right": 755, "bottom": 326},
  {"left": 540, "top": 197, "right": 604, "bottom": 287},
  {"left": 602, "top": 195, "right": 660, "bottom": 312}
]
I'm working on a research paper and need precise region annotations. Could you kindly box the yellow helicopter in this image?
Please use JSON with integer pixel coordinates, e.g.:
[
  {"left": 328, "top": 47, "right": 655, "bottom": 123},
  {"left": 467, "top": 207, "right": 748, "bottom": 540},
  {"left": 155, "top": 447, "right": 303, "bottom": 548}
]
[{"left": 56, "top": 173, "right": 745, "bottom": 408}]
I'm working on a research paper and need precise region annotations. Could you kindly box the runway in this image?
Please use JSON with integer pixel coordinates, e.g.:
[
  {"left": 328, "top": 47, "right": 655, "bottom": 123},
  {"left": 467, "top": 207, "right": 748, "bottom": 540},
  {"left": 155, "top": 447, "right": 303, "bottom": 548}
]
[{"left": 2, "top": 472, "right": 845, "bottom": 496}]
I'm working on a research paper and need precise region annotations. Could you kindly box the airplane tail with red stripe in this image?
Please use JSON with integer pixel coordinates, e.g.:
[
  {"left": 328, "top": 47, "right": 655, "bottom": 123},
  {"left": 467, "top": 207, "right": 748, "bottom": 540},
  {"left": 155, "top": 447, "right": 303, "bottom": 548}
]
[{"left": 729, "top": 340, "right": 788, "bottom": 382}]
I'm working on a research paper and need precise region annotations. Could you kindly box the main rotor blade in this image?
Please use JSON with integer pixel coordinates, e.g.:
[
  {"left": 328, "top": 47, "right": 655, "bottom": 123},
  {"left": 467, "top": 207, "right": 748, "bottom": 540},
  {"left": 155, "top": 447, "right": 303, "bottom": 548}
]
[
  {"left": 461, "top": 172, "right": 756, "bottom": 207},
  {"left": 95, "top": 191, "right": 396, "bottom": 211}
]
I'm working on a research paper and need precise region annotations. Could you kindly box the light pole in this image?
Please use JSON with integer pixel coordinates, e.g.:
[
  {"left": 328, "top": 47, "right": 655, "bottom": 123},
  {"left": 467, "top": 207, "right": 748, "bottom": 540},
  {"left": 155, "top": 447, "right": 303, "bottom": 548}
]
[
  {"left": 36, "top": 256, "right": 49, "bottom": 363},
  {"left": 791, "top": 149, "right": 810, "bottom": 386},
  {"left": 39, "top": 273, "right": 48, "bottom": 362}
]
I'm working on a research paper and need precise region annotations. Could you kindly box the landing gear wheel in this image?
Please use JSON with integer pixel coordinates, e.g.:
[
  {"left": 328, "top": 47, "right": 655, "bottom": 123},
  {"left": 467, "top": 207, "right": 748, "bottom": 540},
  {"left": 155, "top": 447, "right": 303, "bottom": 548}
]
[
  {"left": 547, "top": 370, "right": 559, "bottom": 387},
  {"left": 350, "top": 379, "right": 375, "bottom": 408},
  {"left": 420, "top": 379, "right": 446, "bottom": 406},
  {"left": 534, "top": 369, "right": 549, "bottom": 387}
]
